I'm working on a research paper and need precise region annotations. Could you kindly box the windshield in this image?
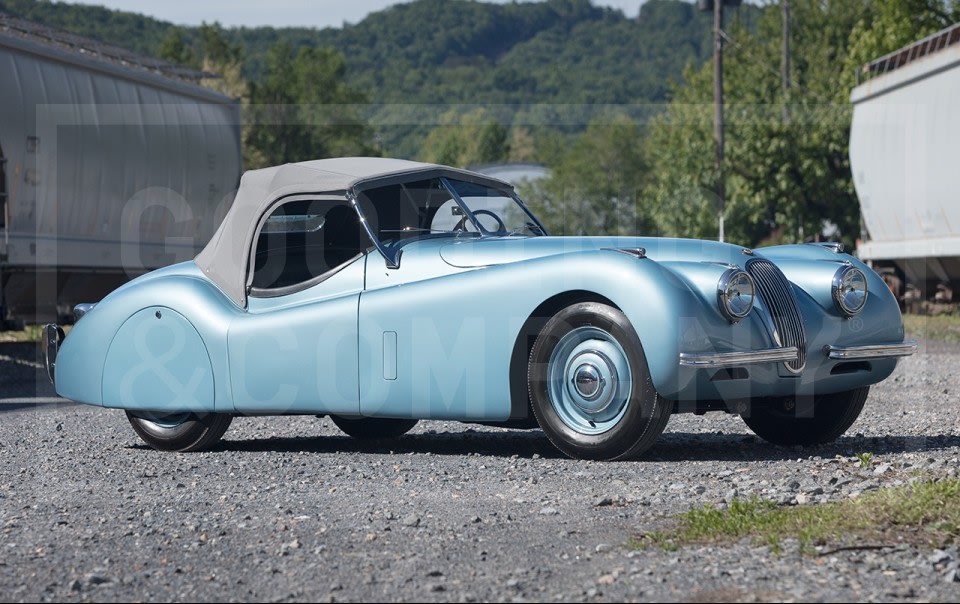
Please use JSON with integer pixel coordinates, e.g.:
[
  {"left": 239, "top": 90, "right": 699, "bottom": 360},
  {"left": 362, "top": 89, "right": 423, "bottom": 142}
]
[
  {"left": 443, "top": 179, "right": 543, "bottom": 237},
  {"left": 355, "top": 176, "right": 545, "bottom": 254}
]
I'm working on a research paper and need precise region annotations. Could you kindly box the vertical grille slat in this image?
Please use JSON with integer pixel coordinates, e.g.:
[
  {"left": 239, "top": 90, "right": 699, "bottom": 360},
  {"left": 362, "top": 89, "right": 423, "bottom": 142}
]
[{"left": 747, "top": 258, "right": 807, "bottom": 372}]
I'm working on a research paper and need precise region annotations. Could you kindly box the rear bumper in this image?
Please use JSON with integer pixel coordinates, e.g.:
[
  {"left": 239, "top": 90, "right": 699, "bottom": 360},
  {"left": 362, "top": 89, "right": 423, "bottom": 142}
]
[{"left": 42, "top": 324, "right": 65, "bottom": 384}]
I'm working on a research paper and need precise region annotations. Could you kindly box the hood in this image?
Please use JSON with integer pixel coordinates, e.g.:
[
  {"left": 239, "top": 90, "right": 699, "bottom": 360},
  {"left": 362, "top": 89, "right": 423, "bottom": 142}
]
[{"left": 439, "top": 236, "right": 755, "bottom": 268}]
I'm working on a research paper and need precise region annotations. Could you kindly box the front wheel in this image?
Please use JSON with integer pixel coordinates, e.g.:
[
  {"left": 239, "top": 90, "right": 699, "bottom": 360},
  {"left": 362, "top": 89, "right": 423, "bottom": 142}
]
[
  {"left": 527, "top": 302, "right": 671, "bottom": 460},
  {"left": 330, "top": 416, "right": 419, "bottom": 440},
  {"left": 126, "top": 411, "right": 233, "bottom": 452},
  {"left": 741, "top": 386, "right": 870, "bottom": 446}
]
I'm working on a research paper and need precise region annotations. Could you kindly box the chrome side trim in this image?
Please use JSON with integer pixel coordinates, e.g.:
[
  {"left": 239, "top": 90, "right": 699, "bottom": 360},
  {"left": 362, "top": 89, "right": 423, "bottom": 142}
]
[
  {"left": 679, "top": 347, "right": 799, "bottom": 368},
  {"left": 824, "top": 340, "right": 917, "bottom": 360}
]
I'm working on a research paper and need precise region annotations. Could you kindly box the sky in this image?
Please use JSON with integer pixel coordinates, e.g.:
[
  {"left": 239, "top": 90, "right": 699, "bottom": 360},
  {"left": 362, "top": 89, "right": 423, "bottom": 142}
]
[{"left": 58, "top": 0, "right": 653, "bottom": 29}]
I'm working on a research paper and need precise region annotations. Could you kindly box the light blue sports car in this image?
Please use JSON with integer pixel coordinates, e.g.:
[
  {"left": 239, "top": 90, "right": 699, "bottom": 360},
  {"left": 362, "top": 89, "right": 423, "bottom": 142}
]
[{"left": 44, "top": 158, "right": 916, "bottom": 460}]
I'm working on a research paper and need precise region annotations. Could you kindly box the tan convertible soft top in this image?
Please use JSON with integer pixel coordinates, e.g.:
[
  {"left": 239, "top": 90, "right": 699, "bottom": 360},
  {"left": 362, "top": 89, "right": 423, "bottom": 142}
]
[{"left": 194, "top": 157, "right": 510, "bottom": 307}]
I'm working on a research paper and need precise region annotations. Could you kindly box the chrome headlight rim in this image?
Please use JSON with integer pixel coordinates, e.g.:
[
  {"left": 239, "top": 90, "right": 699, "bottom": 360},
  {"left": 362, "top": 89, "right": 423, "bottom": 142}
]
[
  {"left": 832, "top": 265, "right": 868, "bottom": 316},
  {"left": 717, "top": 269, "right": 755, "bottom": 322}
]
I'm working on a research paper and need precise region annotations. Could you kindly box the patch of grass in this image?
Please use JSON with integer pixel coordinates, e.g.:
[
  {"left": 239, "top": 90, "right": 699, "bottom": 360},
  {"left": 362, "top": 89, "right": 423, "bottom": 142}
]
[
  {"left": 0, "top": 324, "right": 72, "bottom": 344},
  {"left": 903, "top": 312, "right": 960, "bottom": 343},
  {"left": 0, "top": 324, "right": 43, "bottom": 343},
  {"left": 636, "top": 479, "right": 960, "bottom": 553},
  {"left": 855, "top": 452, "right": 874, "bottom": 469}
]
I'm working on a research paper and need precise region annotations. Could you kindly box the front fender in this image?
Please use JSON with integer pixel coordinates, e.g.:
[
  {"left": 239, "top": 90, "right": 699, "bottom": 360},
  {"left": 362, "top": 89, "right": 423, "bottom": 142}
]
[
  {"left": 758, "top": 245, "right": 905, "bottom": 346},
  {"left": 501, "top": 250, "right": 709, "bottom": 400}
]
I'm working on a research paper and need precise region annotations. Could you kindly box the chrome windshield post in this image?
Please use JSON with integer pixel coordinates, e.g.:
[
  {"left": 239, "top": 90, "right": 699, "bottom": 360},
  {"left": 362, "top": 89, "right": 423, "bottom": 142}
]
[
  {"left": 439, "top": 177, "right": 487, "bottom": 235},
  {"left": 509, "top": 190, "right": 549, "bottom": 236},
  {"left": 347, "top": 189, "right": 399, "bottom": 269}
]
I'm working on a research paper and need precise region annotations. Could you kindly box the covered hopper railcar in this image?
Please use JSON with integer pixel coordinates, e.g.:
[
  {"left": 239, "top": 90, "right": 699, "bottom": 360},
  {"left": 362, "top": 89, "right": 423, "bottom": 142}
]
[{"left": 0, "top": 13, "right": 241, "bottom": 324}]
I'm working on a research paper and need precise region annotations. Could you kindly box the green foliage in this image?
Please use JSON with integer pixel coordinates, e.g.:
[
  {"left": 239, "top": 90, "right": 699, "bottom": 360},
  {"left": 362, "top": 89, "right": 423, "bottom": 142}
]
[
  {"left": 0, "top": 0, "right": 735, "bottom": 160},
  {"left": 844, "top": 0, "right": 959, "bottom": 89},
  {"left": 10, "top": 0, "right": 956, "bottom": 246},
  {"left": 647, "top": 0, "right": 960, "bottom": 248},
  {"left": 245, "top": 42, "right": 374, "bottom": 168},
  {"left": 0, "top": 0, "right": 175, "bottom": 56},
  {"left": 855, "top": 452, "right": 874, "bottom": 468},
  {"left": 198, "top": 22, "right": 243, "bottom": 66},
  {"left": 0, "top": 324, "right": 44, "bottom": 343},
  {"left": 903, "top": 313, "right": 960, "bottom": 343},
  {"left": 637, "top": 479, "right": 960, "bottom": 552},
  {"left": 419, "top": 108, "right": 510, "bottom": 167},
  {"left": 157, "top": 27, "right": 197, "bottom": 67},
  {"left": 521, "top": 113, "right": 651, "bottom": 236},
  {"left": 646, "top": 1, "right": 872, "bottom": 248}
]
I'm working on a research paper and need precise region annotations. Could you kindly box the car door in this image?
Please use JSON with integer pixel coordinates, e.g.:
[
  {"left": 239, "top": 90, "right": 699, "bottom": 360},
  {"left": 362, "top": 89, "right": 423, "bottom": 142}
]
[
  {"left": 227, "top": 196, "right": 366, "bottom": 415},
  {"left": 352, "top": 178, "right": 521, "bottom": 421}
]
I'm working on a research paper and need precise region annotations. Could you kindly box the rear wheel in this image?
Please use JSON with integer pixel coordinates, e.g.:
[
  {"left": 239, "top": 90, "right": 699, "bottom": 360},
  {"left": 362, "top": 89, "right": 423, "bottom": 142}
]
[
  {"left": 527, "top": 302, "right": 670, "bottom": 460},
  {"left": 742, "top": 387, "right": 869, "bottom": 446},
  {"left": 126, "top": 410, "right": 232, "bottom": 452},
  {"left": 330, "top": 416, "right": 419, "bottom": 440}
]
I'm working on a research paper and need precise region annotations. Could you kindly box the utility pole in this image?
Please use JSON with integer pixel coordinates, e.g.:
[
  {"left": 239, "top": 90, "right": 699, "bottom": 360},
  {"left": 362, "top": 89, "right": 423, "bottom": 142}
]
[
  {"left": 781, "top": 0, "right": 790, "bottom": 122},
  {"left": 713, "top": 0, "right": 725, "bottom": 242}
]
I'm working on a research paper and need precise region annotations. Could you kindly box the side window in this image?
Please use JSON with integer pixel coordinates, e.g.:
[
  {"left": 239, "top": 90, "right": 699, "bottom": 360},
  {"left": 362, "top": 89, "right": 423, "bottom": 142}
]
[
  {"left": 357, "top": 178, "right": 459, "bottom": 247},
  {"left": 251, "top": 199, "right": 368, "bottom": 292}
]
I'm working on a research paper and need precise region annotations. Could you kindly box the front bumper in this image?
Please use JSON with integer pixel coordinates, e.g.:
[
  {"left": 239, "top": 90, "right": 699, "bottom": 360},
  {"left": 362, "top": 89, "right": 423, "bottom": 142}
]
[
  {"left": 679, "top": 347, "right": 799, "bottom": 368},
  {"left": 679, "top": 340, "right": 917, "bottom": 368},
  {"left": 42, "top": 324, "right": 65, "bottom": 384},
  {"left": 824, "top": 340, "right": 918, "bottom": 360}
]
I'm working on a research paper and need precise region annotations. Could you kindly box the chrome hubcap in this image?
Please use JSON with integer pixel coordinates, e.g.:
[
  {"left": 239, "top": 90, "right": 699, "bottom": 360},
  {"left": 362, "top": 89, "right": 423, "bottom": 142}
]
[
  {"left": 547, "top": 326, "right": 632, "bottom": 435},
  {"left": 573, "top": 363, "right": 602, "bottom": 400}
]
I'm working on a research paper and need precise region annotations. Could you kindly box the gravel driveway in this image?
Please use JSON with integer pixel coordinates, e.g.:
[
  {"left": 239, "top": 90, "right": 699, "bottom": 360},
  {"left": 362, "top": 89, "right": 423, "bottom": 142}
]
[{"left": 1, "top": 339, "right": 959, "bottom": 602}]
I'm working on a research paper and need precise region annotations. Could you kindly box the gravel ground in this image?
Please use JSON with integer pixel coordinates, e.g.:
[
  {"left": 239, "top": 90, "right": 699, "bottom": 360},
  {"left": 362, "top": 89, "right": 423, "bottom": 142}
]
[{"left": 1, "top": 339, "right": 959, "bottom": 602}]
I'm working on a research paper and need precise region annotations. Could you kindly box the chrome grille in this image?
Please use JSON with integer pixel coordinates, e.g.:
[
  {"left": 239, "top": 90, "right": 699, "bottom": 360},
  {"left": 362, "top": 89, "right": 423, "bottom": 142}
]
[{"left": 746, "top": 258, "right": 806, "bottom": 372}]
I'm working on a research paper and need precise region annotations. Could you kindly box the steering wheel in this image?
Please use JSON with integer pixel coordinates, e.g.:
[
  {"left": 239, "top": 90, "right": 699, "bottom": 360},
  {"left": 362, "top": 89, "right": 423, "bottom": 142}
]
[{"left": 452, "top": 209, "right": 507, "bottom": 234}]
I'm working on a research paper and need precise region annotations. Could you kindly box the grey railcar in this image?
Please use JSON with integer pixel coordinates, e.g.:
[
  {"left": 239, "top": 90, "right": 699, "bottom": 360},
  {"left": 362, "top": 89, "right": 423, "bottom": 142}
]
[{"left": 0, "top": 14, "right": 241, "bottom": 323}]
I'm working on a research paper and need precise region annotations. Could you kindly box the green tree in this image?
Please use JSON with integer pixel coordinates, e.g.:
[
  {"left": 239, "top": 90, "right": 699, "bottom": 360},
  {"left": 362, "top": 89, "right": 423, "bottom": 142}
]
[
  {"left": 844, "top": 0, "right": 959, "bottom": 88},
  {"left": 198, "top": 22, "right": 243, "bottom": 66},
  {"left": 157, "top": 27, "right": 197, "bottom": 67},
  {"left": 522, "top": 113, "right": 650, "bottom": 236},
  {"left": 648, "top": 0, "right": 960, "bottom": 248},
  {"left": 246, "top": 42, "right": 374, "bottom": 168},
  {"left": 419, "top": 108, "right": 510, "bottom": 167},
  {"left": 646, "top": 1, "right": 872, "bottom": 248},
  {"left": 194, "top": 23, "right": 264, "bottom": 168}
]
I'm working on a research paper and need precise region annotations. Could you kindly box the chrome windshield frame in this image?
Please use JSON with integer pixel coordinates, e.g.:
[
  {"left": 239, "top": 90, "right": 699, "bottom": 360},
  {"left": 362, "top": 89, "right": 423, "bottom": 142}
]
[
  {"left": 438, "top": 176, "right": 487, "bottom": 234},
  {"left": 349, "top": 172, "right": 548, "bottom": 268},
  {"left": 508, "top": 189, "right": 549, "bottom": 237},
  {"left": 347, "top": 189, "right": 400, "bottom": 269}
]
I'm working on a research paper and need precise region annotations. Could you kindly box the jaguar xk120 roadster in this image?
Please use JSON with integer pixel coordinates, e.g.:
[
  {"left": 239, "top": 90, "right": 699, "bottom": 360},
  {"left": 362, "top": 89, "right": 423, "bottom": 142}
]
[{"left": 45, "top": 158, "right": 916, "bottom": 459}]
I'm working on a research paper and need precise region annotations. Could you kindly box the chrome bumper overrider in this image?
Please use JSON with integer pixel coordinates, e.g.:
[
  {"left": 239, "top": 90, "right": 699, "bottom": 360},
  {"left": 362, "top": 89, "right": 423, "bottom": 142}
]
[
  {"left": 824, "top": 340, "right": 918, "bottom": 360},
  {"left": 679, "top": 347, "right": 799, "bottom": 368},
  {"left": 42, "top": 324, "right": 64, "bottom": 384}
]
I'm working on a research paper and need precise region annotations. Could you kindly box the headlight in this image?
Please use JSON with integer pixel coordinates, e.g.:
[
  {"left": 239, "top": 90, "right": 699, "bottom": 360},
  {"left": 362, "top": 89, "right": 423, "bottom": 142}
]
[
  {"left": 717, "top": 269, "right": 755, "bottom": 322},
  {"left": 832, "top": 265, "right": 868, "bottom": 316}
]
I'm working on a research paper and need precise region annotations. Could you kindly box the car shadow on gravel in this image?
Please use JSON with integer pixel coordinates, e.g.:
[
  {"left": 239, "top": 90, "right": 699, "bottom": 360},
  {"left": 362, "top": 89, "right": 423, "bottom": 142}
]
[
  {"left": 648, "top": 432, "right": 960, "bottom": 461},
  {"left": 128, "top": 429, "right": 960, "bottom": 461},
  {"left": 130, "top": 429, "right": 569, "bottom": 458}
]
